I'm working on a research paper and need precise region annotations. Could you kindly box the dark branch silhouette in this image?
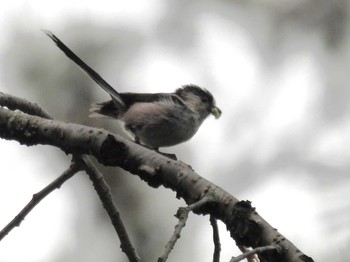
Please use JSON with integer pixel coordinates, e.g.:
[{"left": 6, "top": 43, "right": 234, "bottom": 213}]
[
  {"left": 210, "top": 215, "right": 221, "bottom": 262},
  {"left": 77, "top": 155, "right": 140, "bottom": 262},
  {"left": 0, "top": 162, "right": 81, "bottom": 241}
]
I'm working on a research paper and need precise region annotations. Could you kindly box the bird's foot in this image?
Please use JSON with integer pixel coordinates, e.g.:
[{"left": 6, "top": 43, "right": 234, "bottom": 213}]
[{"left": 157, "top": 151, "right": 177, "bottom": 160}]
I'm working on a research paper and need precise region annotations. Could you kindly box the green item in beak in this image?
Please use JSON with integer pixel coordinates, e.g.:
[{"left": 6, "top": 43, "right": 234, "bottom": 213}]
[{"left": 211, "top": 106, "right": 222, "bottom": 119}]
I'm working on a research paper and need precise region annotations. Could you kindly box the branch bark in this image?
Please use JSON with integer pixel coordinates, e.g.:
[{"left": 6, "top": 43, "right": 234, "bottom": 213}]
[
  {"left": 0, "top": 95, "right": 314, "bottom": 262},
  {"left": 0, "top": 92, "right": 140, "bottom": 262}
]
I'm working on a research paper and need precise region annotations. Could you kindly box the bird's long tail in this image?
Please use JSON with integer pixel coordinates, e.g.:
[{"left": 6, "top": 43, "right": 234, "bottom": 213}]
[{"left": 43, "top": 29, "right": 125, "bottom": 107}]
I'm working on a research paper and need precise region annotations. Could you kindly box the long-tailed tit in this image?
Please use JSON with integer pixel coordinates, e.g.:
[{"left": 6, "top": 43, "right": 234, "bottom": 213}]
[{"left": 44, "top": 30, "right": 222, "bottom": 150}]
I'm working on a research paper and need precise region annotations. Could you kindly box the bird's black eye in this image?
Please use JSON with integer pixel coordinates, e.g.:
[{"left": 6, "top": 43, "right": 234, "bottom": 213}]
[{"left": 201, "top": 97, "right": 209, "bottom": 103}]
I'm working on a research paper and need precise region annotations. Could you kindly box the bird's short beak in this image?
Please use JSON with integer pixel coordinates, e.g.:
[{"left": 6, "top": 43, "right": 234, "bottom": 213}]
[{"left": 211, "top": 106, "right": 222, "bottom": 119}]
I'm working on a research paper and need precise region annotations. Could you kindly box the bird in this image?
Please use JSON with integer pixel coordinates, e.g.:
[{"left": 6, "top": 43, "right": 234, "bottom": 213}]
[{"left": 43, "top": 30, "right": 222, "bottom": 151}]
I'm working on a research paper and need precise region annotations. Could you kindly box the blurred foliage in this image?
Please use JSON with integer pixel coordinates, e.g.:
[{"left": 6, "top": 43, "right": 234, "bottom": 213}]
[{"left": 2, "top": 0, "right": 350, "bottom": 261}]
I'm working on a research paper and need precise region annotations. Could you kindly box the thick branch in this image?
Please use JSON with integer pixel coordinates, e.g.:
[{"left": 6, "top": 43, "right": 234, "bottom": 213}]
[
  {"left": 0, "top": 106, "right": 314, "bottom": 262},
  {"left": 0, "top": 93, "right": 140, "bottom": 262}
]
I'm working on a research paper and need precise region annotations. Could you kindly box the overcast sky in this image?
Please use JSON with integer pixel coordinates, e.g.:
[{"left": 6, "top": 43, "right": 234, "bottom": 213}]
[{"left": 1, "top": 1, "right": 348, "bottom": 261}]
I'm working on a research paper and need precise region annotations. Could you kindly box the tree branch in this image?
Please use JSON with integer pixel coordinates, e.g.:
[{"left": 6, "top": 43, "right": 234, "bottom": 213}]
[
  {"left": 231, "top": 245, "right": 281, "bottom": 262},
  {"left": 0, "top": 93, "right": 314, "bottom": 262},
  {"left": 0, "top": 162, "right": 80, "bottom": 241},
  {"left": 210, "top": 215, "right": 221, "bottom": 262},
  {"left": 0, "top": 91, "right": 52, "bottom": 119},
  {"left": 0, "top": 93, "right": 140, "bottom": 262},
  {"left": 158, "top": 207, "right": 189, "bottom": 262},
  {"left": 158, "top": 196, "right": 211, "bottom": 262},
  {"left": 77, "top": 155, "right": 140, "bottom": 262}
]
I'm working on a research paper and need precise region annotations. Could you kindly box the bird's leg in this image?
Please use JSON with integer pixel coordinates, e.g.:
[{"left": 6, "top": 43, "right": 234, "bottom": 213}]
[
  {"left": 132, "top": 135, "right": 177, "bottom": 160},
  {"left": 134, "top": 136, "right": 141, "bottom": 144},
  {"left": 156, "top": 149, "right": 177, "bottom": 160}
]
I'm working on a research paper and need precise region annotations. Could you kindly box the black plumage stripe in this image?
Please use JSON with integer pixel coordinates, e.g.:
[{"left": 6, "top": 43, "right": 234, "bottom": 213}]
[
  {"left": 43, "top": 29, "right": 125, "bottom": 107},
  {"left": 119, "top": 93, "right": 185, "bottom": 108}
]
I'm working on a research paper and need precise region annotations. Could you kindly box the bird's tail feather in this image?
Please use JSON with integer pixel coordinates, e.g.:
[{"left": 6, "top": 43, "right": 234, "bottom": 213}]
[
  {"left": 89, "top": 100, "right": 123, "bottom": 118},
  {"left": 43, "top": 29, "right": 125, "bottom": 108}
]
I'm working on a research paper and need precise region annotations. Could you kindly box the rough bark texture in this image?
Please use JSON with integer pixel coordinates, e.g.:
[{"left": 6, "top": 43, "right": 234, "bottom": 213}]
[{"left": 0, "top": 107, "right": 314, "bottom": 262}]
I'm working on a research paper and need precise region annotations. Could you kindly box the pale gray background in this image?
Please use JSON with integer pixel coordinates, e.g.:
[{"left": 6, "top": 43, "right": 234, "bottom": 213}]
[{"left": 0, "top": 1, "right": 349, "bottom": 261}]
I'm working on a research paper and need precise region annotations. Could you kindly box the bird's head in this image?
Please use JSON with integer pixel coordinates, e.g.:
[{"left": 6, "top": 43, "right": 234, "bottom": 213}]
[{"left": 175, "top": 84, "right": 222, "bottom": 120}]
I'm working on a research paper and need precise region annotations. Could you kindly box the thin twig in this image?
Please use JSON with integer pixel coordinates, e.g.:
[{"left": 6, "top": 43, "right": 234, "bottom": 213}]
[
  {"left": 158, "top": 196, "right": 210, "bottom": 262},
  {"left": 237, "top": 246, "right": 259, "bottom": 262},
  {"left": 187, "top": 196, "right": 210, "bottom": 210},
  {"left": 78, "top": 155, "right": 141, "bottom": 262},
  {"left": 0, "top": 91, "right": 53, "bottom": 119},
  {"left": 210, "top": 215, "right": 221, "bottom": 262},
  {"left": 158, "top": 207, "right": 189, "bottom": 262},
  {"left": 0, "top": 162, "right": 81, "bottom": 241},
  {"left": 230, "top": 245, "right": 280, "bottom": 262}
]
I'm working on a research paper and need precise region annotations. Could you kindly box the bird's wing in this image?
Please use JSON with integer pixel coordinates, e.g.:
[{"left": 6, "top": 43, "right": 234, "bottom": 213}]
[
  {"left": 43, "top": 29, "right": 125, "bottom": 107},
  {"left": 119, "top": 92, "right": 185, "bottom": 108}
]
